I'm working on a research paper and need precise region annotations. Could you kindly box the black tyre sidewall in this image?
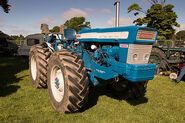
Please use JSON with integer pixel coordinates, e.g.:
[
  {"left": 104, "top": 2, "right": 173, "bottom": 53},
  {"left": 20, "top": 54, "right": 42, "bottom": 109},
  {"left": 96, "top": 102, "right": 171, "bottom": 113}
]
[
  {"left": 150, "top": 48, "right": 167, "bottom": 69},
  {"left": 109, "top": 80, "right": 147, "bottom": 99},
  {"left": 47, "top": 54, "right": 69, "bottom": 113}
]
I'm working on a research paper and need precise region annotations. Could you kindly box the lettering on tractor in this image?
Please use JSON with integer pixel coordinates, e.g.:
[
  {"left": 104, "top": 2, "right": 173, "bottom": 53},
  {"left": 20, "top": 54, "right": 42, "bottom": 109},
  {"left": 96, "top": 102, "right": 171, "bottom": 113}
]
[{"left": 28, "top": 1, "right": 158, "bottom": 113}]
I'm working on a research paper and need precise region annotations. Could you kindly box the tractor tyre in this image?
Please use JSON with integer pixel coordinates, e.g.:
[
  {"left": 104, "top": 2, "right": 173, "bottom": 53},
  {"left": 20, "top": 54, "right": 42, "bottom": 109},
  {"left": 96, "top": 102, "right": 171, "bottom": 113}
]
[
  {"left": 110, "top": 81, "right": 148, "bottom": 99},
  {"left": 149, "top": 47, "right": 167, "bottom": 74},
  {"left": 29, "top": 44, "right": 51, "bottom": 88},
  {"left": 127, "top": 81, "right": 148, "bottom": 99},
  {"left": 47, "top": 49, "right": 89, "bottom": 113}
]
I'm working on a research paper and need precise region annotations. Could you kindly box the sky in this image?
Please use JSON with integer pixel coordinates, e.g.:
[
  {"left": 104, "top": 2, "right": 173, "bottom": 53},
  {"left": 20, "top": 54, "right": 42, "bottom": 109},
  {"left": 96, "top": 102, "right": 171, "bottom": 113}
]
[{"left": 0, "top": 0, "right": 185, "bottom": 36}]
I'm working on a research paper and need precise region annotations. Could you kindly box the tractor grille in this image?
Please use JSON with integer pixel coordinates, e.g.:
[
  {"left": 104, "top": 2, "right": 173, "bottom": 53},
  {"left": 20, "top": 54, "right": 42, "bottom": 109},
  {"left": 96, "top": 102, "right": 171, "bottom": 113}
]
[
  {"left": 127, "top": 44, "right": 152, "bottom": 64},
  {"left": 136, "top": 29, "right": 157, "bottom": 41}
]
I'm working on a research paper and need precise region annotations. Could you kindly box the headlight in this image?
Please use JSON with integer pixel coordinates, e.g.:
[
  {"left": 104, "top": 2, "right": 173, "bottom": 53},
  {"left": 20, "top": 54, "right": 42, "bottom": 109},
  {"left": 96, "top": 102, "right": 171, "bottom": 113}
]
[
  {"left": 132, "top": 53, "right": 138, "bottom": 61},
  {"left": 144, "top": 54, "right": 150, "bottom": 61}
]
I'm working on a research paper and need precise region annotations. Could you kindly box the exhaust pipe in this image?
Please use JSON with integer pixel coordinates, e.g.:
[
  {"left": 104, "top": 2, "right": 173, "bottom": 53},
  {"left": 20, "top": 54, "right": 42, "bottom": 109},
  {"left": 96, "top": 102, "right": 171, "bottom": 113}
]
[{"left": 114, "top": 1, "right": 120, "bottom": 27}]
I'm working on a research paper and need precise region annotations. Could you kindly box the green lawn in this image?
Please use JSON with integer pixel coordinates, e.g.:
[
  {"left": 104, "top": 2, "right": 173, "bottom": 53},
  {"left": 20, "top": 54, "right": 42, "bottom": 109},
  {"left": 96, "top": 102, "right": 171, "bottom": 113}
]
[{"left": 0, "top": 56, "right": 185, "bottom": 123}]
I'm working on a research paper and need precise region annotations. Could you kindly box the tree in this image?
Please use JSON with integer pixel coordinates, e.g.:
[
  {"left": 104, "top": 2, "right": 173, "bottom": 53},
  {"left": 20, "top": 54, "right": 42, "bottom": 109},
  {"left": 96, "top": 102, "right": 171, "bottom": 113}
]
[
  {"left": 176, "top": 30, "right": 185, "bottom": 41},
  {"left": 15, "top": 35, "right": 24, "bottom": 45},
  {"left": 146, "top": 0, "right": 166, "bottom": 8},
  {"left": 49, "top": 26, "right": 60, "bottom": 33},
  {"left": 64, "top": 17, "right": 90, "bottom": 32},
  {"left": 0, "top": 30, "right": 24, "bottom": 45},
  {"left": 0, "top": 30, "right": 11, "bottom": 39},
  {"left": 128, "top": 1, "right": 179, "bottom": 40},
  {"left": 0, "top": 0, "right": 11, "bottom": 13}
]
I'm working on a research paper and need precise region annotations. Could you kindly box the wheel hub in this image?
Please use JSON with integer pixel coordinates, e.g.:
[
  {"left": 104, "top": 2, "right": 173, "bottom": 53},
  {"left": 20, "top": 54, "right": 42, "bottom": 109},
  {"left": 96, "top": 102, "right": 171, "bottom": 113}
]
[
  {"left": 31, "top": 55, "right": 37, "bottom": 80},
  {"left": 55, "top": 77, "right": 63, "bottom": 92},
  {"left": 55, "top": 78, "right": 59, "bottom": 89},
  {"left": 51, "top": 65, "right": 65, "bottom": 102}
]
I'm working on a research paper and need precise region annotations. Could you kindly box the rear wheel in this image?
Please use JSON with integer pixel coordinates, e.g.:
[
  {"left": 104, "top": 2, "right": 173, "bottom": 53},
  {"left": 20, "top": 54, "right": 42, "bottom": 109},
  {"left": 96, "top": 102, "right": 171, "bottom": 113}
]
[
  {"left": 47, "top": 49, "right": 89, "bottom": 113},
  {"left": 29, "top": 44, "right": 51, "bottom": 88}
]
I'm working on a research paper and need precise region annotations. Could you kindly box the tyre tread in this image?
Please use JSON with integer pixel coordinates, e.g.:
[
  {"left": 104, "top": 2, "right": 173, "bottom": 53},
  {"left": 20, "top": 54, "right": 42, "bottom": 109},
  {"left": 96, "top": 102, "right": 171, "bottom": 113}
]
[
  {"left": 29, "top": 44, "right": 51, "bottom": 88},
  {"left": 48, "top": 49, "right": 89, "bottom": 113}
]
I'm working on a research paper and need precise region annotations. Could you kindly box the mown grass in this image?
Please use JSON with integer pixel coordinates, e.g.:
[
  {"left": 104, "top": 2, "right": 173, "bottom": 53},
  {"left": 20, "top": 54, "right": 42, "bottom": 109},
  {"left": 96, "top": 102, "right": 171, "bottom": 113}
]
[{"left": 0, "top": 56, "right": 185, "bottom": 123}]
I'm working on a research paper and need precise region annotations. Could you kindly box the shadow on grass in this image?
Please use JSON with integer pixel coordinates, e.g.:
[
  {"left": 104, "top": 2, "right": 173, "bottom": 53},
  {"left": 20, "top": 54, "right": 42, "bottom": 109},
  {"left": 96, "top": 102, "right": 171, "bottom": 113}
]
[
  {"left": 0, "top": 56, "right": 28, "bottom": 97},
  {"left": 81, "top": 85, "right": 148, "bottom": 112},
  {"left": 126, "top": 97, "right": 148, "bottom": 106}
]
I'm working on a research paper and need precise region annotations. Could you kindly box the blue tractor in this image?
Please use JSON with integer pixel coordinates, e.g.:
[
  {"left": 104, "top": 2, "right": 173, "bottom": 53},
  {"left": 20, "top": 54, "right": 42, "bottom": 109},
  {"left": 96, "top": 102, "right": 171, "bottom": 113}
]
[{"left": 29, "top": 24, "right": 158, "bottom": 113}]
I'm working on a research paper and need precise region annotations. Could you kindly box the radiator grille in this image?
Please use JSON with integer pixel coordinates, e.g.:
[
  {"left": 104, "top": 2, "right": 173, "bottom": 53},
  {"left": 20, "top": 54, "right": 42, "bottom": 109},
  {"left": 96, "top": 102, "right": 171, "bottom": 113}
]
[{"left": 127, "top": 44, "right": 152, "bottom": 64}]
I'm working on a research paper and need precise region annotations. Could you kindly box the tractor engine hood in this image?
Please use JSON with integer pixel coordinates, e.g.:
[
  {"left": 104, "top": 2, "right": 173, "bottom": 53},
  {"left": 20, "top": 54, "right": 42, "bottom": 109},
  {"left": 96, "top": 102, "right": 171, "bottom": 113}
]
[{"left": 76, "top": 26, "right": 158, "bottom": 44}]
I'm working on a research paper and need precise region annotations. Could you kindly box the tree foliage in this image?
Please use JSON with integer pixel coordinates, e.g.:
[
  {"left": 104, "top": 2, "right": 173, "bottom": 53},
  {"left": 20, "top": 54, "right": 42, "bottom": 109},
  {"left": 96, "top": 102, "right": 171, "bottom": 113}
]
[
  {"left": 0, "top": 30, "right": 24, "bottom": 45},
  {"left": 128, "top": 1, "right": 179, "bottom": 40},
  {"left": 147, "top": 0, "right": 166, "bottom": 8},
  {"left": 0, "top": 0, "right": 11, "bottom": 13},
  {"left": 128, "top": 4, "right": 146, "bottom": 15},
  {"left": 49, "top": 26, "right": 60, "bottom": 33},
  {"left": 176, "top": 30, "right": 185, "bottom": 41},
  {"left": 64, "top": 17, "right": 90, "bottom": 32},
  {"left": 0, "top": 30, "right": 11, "bottom": 39},
  {"left": 15, "top": 35, "right": 24, "bottom": 45}
]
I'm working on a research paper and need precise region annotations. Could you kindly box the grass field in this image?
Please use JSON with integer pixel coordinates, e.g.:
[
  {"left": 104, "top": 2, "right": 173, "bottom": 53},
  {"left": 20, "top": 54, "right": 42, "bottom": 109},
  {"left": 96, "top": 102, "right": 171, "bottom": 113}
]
[{"left": 0, "top": 56, "right": 185, "bottom": 123}]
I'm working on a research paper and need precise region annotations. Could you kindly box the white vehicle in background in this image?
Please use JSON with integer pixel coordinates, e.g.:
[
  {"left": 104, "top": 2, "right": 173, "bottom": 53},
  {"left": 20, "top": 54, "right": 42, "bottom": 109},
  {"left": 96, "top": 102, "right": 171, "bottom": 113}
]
[
  {"left": 18, "top": 34, "right": 43, "bottom": 56},
  {"left": 18, "top": 33, "right": 62, "bottom": 56}
]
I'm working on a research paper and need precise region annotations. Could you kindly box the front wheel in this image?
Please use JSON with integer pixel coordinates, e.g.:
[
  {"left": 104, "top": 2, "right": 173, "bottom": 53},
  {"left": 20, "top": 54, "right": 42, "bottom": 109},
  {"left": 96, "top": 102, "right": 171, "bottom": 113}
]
[
  {"left": 47, "top": 49, "right": 89, "bottom": 113},
  {"left": 109, "top": 80, "right": 148, "bottom": 99}
]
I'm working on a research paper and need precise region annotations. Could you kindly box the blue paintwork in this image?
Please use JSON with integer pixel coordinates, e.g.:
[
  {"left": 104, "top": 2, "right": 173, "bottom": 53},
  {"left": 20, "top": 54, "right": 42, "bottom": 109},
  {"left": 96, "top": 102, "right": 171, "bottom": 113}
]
[
  {"left": 124, "top": 64, "right": 156, "bottom": 81},
  {"left": 64, "top": 29, "right": 76, "bottom": 40},
  {"left": 119, "top": 44, "right": 128, "bottom": 62},
  {"left": 44, "top": 26, "right": 158, "bottom": 85},
  {"left": 81, "top": 50, "right": 156, "bottom": 83},
  {"left": 102, "top": 46, "right": 119, "bottom": 58},
  {"left": 82, "top": 51, "right": 118, "bottom": 80},
  {"left": 78, "top": 26, "right": 158, "bottom": 44},
  {"left": 55, "top": 78, "right": 59, "bottom": 89}
]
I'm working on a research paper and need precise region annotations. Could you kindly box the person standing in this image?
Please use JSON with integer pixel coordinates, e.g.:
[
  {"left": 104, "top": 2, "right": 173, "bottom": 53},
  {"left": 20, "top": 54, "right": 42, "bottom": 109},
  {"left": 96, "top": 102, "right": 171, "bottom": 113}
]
[{"left": 174, "top": 66, "right": 185, "bottom": 83}]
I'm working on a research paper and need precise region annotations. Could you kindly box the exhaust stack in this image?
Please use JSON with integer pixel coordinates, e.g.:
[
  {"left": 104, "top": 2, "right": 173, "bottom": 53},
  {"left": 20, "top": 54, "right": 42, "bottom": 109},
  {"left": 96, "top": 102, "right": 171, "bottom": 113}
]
[{"left": 114, "top": 1, "right": 120, "bottom": 27}]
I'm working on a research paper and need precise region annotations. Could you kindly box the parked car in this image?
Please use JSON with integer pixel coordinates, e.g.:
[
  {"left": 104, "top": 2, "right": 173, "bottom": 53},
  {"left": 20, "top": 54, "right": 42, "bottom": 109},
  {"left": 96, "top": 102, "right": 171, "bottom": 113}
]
[{"left": 18, "top": 34, "right": 44, "bottom": 56}]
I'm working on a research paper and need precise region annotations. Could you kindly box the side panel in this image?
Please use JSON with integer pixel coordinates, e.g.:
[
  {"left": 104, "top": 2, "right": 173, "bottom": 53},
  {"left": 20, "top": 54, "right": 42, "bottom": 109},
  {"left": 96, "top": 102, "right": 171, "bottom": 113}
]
[
  {"left": 82, "top": 51, "right": 117, "bottom": 81},
  {"left": 119, "top": 43, "right": 129, "bottom": 62}
]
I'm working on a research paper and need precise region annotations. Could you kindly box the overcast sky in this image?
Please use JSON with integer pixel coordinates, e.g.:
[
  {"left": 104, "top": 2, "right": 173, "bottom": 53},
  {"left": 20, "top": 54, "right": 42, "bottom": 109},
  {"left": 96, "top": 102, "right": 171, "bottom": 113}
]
[{"left": 0, "top": 0, "right": 185, "bottom": 36}]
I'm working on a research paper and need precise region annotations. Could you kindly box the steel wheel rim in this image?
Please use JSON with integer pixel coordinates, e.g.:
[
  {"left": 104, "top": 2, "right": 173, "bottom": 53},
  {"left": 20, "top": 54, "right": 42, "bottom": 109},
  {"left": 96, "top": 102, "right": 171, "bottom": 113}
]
[
  {"left": 50, "top": 65, "right": 65, "bottom": 102},
  {"left": 170, "top": 73, "right": 177, "bottom": 80},
  {"left": 31, "top": 55, "right": 37, "bottom": 81}
]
